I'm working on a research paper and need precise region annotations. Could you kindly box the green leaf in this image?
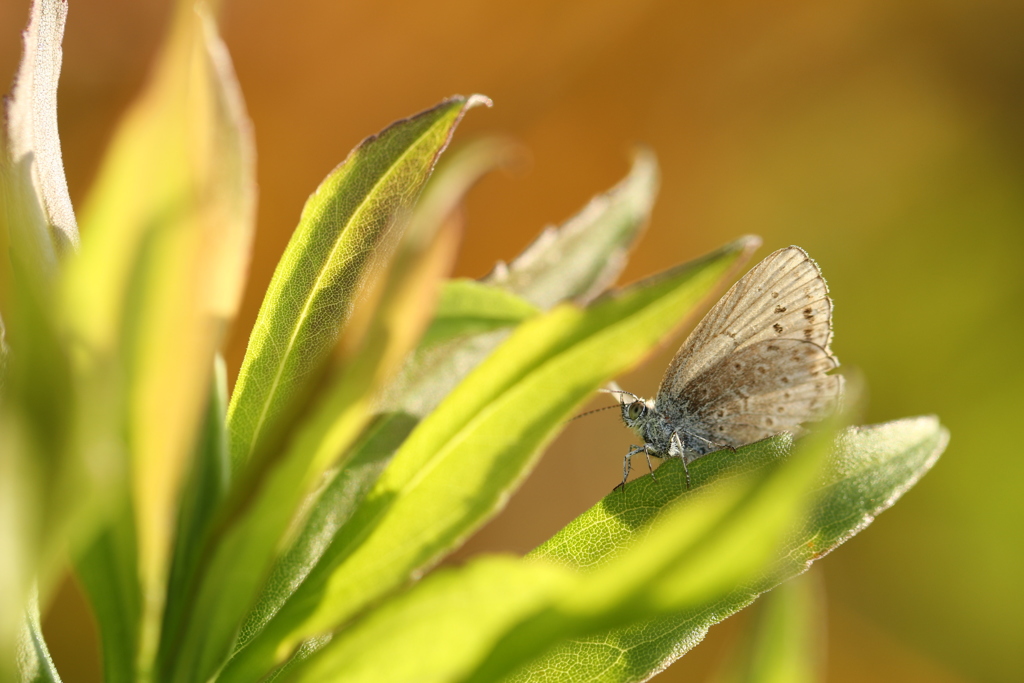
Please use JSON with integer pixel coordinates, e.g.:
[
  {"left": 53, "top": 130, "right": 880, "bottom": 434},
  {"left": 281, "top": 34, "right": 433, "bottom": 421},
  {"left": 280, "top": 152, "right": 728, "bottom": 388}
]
[
  {"left": 59, "top": 2, "right": 257, "bottom": 673},
  {"left": 218, "top": 238, "right": 758, "bottom": 681},
  {"left": 226, "top": 96, "right": 488, "bottom": 478},
  {"left": 276, "top": 418, "right": 942, "bottom": 683},
  {"left": 0, "top": 408, "right": 31, "bottom": 683},
  {"left": 386, "top": 147, "right": 660, "bottom": 418},
  {"left": 76, "top": 512, "right": 139, "bottom": 683},
  {"left": 159, "top": 355, "right": 231, "bottom": 671},
  {"left": 712, "top": 572, "right": 824, "bottom": 683},
  {"left": 66, "top": 0, "right": 256, "bottom": 349},
  {"left": 231, "top": 149, "right": 658, "bottom": 673},
  {"left": 230, "top": 412, "right": 418, "bottom": 654},
  {"left": 284, "top": 556, "right": 571, "bottom": 683},
  {"left": 260, "top": 637, "right": 332, "bottom": 683},
  {"left": 507, "top": 416, "right": 947, "bottom": 682},
  {"left": 228, "top": 140, "right": 516, "bottom": 664},
  {"left": 16, "top": 586, "right": 62, "bottom": 683},
  {"left": 169, "top": 99, "right": 485, "bottom": 683},
  {"left": 278, "top": 411, "right": 828, "bottom": 683},
  {"left": 461, "top": 422, "right": 832, "bottom": 683},
  {"left": 245, "top": 154, "right": 660, "bottom": 673},
  {"left": 0, "top": 174, "right": 103, "bottom": 637},
  {"left": 0, "top": 2, "right": 84, "bottom": 625},
  {"left": 420, "top": 279, "right": 540, "bottom": 348},
  {"left": 484, "top": 146, "right": 659, "bottom": 309},
  {"left": 0, "top": 256, "right": 75, "bottom": 594}
]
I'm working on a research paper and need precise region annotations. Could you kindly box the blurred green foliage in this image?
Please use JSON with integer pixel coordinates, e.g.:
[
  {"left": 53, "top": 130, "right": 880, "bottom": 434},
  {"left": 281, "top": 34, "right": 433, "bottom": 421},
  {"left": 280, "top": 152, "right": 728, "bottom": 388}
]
[{"left": 0, "top": 1, "right": 959, "bottom": 682}]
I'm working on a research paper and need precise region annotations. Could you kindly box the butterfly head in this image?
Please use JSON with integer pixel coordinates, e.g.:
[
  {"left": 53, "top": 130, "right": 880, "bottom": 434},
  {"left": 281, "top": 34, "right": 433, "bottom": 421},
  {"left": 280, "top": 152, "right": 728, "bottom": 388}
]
[
  {"left": 603, "top": 388, "right": 653, "bottom": 431},
  {"left": 622, "top": 396, "right": 649, "bottom": 426}
]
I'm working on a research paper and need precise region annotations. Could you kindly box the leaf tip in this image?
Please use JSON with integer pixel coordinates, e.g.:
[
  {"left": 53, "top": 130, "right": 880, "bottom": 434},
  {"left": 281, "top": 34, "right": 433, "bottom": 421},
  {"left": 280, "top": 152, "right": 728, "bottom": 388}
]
[
  {"left": 736, "top": 233, "right": 763, "bottom": 256},
  {"left": 628, "top": 144, "right": 658, "bottom": 172},
  {"left": 465, "top": 93, "right": 493, "bottom": 110}
]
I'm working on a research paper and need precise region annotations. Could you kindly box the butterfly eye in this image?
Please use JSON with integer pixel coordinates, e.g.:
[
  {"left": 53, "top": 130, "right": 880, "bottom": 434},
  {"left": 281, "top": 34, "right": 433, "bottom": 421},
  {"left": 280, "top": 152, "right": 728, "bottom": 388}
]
[{"left": 627, "top": 402, "right": 644, "bottom": 420}]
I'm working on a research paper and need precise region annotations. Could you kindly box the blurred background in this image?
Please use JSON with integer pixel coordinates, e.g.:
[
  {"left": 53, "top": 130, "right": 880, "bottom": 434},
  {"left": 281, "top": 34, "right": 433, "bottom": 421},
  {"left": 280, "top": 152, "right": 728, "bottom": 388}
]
[{"left": 2, "top": 0, "right": 1021, "bottom": 681}]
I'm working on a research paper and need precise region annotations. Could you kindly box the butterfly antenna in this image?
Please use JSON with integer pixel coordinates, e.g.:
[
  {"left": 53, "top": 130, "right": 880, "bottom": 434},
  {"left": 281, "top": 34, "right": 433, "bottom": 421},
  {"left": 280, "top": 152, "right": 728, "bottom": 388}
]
[
  {"left": 597, "top": 388, "right": 642, "bottom": 403},
  {"left": 565, "top": 403, "right": 620, "bottom": 423}
]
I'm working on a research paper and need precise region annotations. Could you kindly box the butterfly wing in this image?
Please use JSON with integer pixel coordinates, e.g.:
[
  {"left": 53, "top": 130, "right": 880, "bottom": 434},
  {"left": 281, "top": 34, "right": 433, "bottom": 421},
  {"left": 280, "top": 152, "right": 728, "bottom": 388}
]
[
  {"left": 671, "top": 339, "right": 843, "bottom": 448},
  {"left": 656, "top": 246, "right": 841, "bottom": 446}
]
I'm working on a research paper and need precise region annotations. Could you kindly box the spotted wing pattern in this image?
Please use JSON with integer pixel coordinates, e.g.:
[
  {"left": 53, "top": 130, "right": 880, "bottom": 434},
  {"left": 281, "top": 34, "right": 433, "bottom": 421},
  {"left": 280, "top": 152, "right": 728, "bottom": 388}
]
[
  {"left": 656, "top": 246, "right": 841, "bottom": 449},
  {"left": 673, "top": 339, "right": 842, "bottom": 449}
]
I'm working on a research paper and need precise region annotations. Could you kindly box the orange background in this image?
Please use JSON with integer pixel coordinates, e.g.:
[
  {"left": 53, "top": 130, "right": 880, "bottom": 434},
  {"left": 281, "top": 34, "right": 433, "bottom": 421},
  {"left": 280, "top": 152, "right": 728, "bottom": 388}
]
[{"left": 2, "top": 0, "right": 1022, "bottom": 681}]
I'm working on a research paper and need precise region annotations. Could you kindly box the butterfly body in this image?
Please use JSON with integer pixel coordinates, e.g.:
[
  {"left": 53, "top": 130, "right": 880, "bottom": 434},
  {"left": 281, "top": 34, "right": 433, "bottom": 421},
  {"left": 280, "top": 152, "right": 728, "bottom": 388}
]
[
  {"left": 620, "top": 397, "right": 717, "bottom": 458},
  {"left": 613, "top": 246, "right": 843, "bottom": 490}
]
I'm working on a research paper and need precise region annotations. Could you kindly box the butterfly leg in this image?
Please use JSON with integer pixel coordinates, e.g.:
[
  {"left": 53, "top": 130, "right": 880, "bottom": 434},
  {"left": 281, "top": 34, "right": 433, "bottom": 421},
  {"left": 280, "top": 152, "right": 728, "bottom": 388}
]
[
  {"left": 614, "top": 445, "right": 646, "bottom": 492},
  {"left": 669, "top": 432, "right": 691, "bottom": 490},
  {"left": 643, "top": 445, "right": 658, "bottom": 481},
  {"left": 689, "top": 432, "right": 735, "bottom": 454}
]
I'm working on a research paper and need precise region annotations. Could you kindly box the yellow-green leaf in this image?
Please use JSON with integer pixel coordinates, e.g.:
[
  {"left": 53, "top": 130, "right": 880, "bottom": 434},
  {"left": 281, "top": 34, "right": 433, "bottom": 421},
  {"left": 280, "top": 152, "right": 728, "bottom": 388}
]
[
  {"left": 279, "top": 415, "right": 829, "bottom": 683},
  {"left": 711, "top": 573, "right": 824, "bottom": 683},
  {"left": 168, "top": 100, "right": 485, "bottom": 683},
  {"left": 484, "top": 147, "right": 659, "bottom": 308},
  {"left": 226, "top": 136, "right": 518, "bottom": 667},
  {"left": 385, "top": 147, "right": 660, "bottom": 419},
  {"left": 0, "top": 4, "right": 83, "bottom": 672},
  {"left": 15, "top": 586, "right": 62, "bottom": 683},
  {"left": 420, "top": 279, "right": 540, "bottom": 348},
  {"left": 226, "top": 96, "right": 488, "bottom": 479},
  {"left": 217, "top": 238, "right": 758, "bottom": 681},
  {"left": 272, "top": 418, "right": 942, "bottom": 683},
  {"left": 61, "top": 1, "right": 256, "bottom": 673},
  {"left": 506, "top": 417, "right": 947, "bottom": 682}
]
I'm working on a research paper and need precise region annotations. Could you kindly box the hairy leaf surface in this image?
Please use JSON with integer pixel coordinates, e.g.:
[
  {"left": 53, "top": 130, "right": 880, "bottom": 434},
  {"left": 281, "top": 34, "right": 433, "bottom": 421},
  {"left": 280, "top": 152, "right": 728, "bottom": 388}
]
[
  {"left": 279, "top": 411, "right": 828, "bottom": 683},
  {"left": 218, "top": 238, "right": 758, "bottom": 681},
  {"left": 272, "top": 418, "right": 942, "bottom": 683},
  {"left": 226, "top": 96, "right": 487, "bottom": 477},
  {"left": 226, "top": 136, "right": 515, "bottom": 665},
  {"left": 506, "top": 417, "right": 947, "bottom": 682},
  {"left": 171, "top": 98, "right": 485, "bottom": 683},
  {"left": 2, "top": 0, "right": 78, "bottom": 274}
]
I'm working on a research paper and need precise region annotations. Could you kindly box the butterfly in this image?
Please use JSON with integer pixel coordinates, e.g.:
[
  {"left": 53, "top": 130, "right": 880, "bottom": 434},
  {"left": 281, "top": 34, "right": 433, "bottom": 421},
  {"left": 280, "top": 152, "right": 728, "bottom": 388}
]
[{"left": 610, "top": 246, "right": 843, "bottom": 490}]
